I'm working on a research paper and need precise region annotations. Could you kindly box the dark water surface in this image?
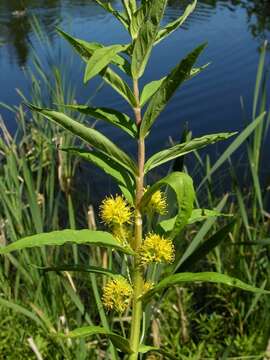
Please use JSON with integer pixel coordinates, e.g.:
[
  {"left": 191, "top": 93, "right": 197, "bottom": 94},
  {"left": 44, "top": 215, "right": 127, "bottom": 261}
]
[{"left": 0, "top": 0, "right": 270, "bottom": 160}]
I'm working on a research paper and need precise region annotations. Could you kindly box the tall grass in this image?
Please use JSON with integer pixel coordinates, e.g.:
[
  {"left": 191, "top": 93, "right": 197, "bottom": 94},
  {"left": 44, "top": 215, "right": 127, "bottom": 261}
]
[{"left": 0, "top": 26, "right": 269, "bottom": 360}]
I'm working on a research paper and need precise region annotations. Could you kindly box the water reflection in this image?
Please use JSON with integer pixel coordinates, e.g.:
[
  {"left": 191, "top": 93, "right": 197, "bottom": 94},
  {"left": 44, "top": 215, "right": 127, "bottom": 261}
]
[{"left": 0, "top": 0, "right": 269, "bottom": 67}]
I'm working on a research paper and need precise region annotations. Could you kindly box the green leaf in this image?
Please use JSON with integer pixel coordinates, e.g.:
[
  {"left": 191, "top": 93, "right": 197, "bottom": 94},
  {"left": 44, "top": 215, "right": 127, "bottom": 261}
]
[
  {"left": 0, "top": 298, "right": 45, "bottom": 329},
  {"left": 140, "top": 43, "right": 207, "bottom": 138},
  {"left": 26, "top": 104, "right": 137, "bottom": 176},
  {"left": 39, "top": 265, "right": 120, "bottom": 278},
  {"left": 175, "top": 194, "right": 228, "bottom": 270},
  {"left": 139, "top": 345, "right": 177, "bottom": 359},
  {"left": 0, "top": 230, "right": 134, "bottom": 255},
  {"left": 155, "top": 0, "right": 197, "bottom": 44},
  {"left": 140, "top": 64, "right": 209, "bottom": 108},
  {"left": 57, "top": 29, "right": 136, "bottom": 105},
  {"left": 142, "top": 272, "right": 270, "bottom": 302},
  {"left": 95, "top": 0, "right": 129, "bottom": 29},
  {"left": 131, "top": 0, "right": 167, "bottom": 78},
  {"left": 176, "top": 221, "right": 236, "bottom": 272},
  {"left": 57, "top": 28, "right": 131, "bottom": 75},
  {"left": 101, "top": 67, "right": 137, "bottom": 107},
  {"left": 60, "top": 325, "right": 132, "bottom": 354},
  {"left": 158, "top": 208, "right": 228, "bottom": 233},
  {"left": 57, "top": 28, "right": 102, "bottom": 60},
  {"left": 144, "top": 132, "right": 236, "bottom": 173},
  {"left": 141, "top": 172, "right": 195, "bottom": 239},
  {"left": 129, "top": 1, "right": 151, "bottom": 40},
  {"left": 198, "top": 112, "right": 266, "bottom": 190},
  {"left": 61, "top": 147, "right": 135, "bottom": 204},
  {"left": 84, "top": 44, "right": 129, "bottom": 83},
  {"left": 140, "top": 77, "right": 166, "bottom": 107},
  {"left": 121, "top": 0, "right": 136, "bottom": 21},
  {"left": 62, "top": 104, "right": 137, "bottom": 138}
]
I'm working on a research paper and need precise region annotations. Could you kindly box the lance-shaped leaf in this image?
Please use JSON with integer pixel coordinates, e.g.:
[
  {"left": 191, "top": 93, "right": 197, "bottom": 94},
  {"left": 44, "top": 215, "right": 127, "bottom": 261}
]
[
  {"left": 139, "top": 345, "right": 177, "bottom": 359},
  {"left": 140, "top": 43, "right": 207, "bottom": 138},
  {"left": 140, "top": 77, "right": 166, "bottom": 107},
  {"left": 129, "top": 0, "right": 151, "bottom": 40},
  {"left": 142, "top": 272, "right": 270, "bottom": 302},
  {"left": 141, "top": 172, "right": 195, "bottom": 239},
  {"left": 57, "top": 28, "right": 130, "bottom": 74},
  {"left": 0, "top": 230, "right": 134, "bottom": 255},
  {"left": 62, "top": 147, "right": 135, "bottom": 204},
  {"left": 158, "top": 208, "right": 229, "bottom": 234},
  {"left": 144, "top": 132, "right": 236, "bottom": 173},
  {"left": 95, "top": 0, "right": 129, "bottom": 29},
  {"left": 155, "top": 0, "right": 197, "bottom": 44},
  {"left": 84, "top": 44, "right": 129, "bottom": 83},
  {"left": 26, "top": 104, "right": 137, "bottom": 176},
  {"left": 60, "top": 325, "right": 132, "bottom": 354},
  {"left": 57, "top": 29, "right": 136, "bottom": 105},
  {"left": 131, "top": 0, "right": 167, "bottom": 78},
  {"left": 176, "top": 221, "right": 235, "bottom": 272},
  {"left": 121, "top": 0, "right": 137, "bottom": 21},
  {"left": 101, "top": 67, "right": 137, "bottom": 106},
  {"left": 62, "top": 104, "right": 137, "bottom": 138},
  {"left": 40, "top": 265, "right": 120, "bottom": 278},
  {"left": 140, "top": 64, "right": 209, "bottom": 108}
]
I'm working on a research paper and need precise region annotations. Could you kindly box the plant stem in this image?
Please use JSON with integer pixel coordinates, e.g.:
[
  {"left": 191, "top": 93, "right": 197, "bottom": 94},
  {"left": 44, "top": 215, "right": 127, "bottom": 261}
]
[{"left": 129, "top": 79, "right": 145, "bottom": 360}]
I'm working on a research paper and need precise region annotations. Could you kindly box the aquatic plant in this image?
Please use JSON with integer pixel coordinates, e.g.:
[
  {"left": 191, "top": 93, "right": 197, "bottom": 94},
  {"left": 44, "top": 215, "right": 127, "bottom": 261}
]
[{"left": 0, "top": 1, "right": 269, "bottom": 359}]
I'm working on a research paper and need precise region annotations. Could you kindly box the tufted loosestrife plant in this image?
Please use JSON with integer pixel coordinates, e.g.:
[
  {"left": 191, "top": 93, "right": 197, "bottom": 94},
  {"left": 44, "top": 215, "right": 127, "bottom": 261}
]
[{"left": 1, "top": 1, "right": 269, "bottom": 359}]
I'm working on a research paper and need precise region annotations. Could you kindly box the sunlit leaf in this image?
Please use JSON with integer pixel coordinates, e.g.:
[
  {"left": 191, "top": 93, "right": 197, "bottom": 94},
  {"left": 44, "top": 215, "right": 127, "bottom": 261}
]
[
  {"left": 142, "top": 272, "right": 270, "bottom": 302},
  {"left": 95, "top": 0, "right": 129, "bottom": 29},
  {"left": 155, "top": 0, "right": 197, "bottom": 44},
  {"left": 26, "top": 104, "right": 137, "bottom": 176},
  {"left": 141, "top": 172, "right": 195, "bottom": 239},
  {"left": 0, "top": 230, "right": 134, "bottom": 255},
  {"left": 140, "top": 43, "right": 207, "bottom": 137},
  {"left": 84, "top": 44, "right": 129, "bottom": 83},
  {"left": 144, "top": 132, "right": 236, "bottom": 173},
  {"left": 62, "top": 147, "right": 135, "bottom": 204},
  {"left": 62, "top": 104, "right": 137, "bottom": 138},
  {"left": 140, "top": 77, "right": 165, "bottom": 107},
  {"left": 131, "top": 0, "right": 167, "bottom": 78}
]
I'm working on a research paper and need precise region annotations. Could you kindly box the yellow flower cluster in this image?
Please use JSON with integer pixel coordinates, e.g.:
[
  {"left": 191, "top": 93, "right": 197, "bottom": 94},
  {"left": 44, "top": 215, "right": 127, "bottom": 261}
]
[
  {"left": 112, "top": 224, "right": 132, "bottom": 246},
  {"left": 139, "top": 233, "right": 175, "bottom": 265},
  {"left": 102, "top": 277, "right": 133, "bottom": 313},
  {"left": 100, "top": 195, "right": 132, "bottom": 226},
  {"left": 144, "top": 189, "right": 167, "bottom": 215},
  {"left": 143, "top": 281, "right": 154, "bottom": 295}
]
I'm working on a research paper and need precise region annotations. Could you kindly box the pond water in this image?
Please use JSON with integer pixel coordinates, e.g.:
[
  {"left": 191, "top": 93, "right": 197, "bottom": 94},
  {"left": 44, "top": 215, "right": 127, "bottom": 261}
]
[{"left": 0, "top": 0, "right": 269, "bottom": 167}]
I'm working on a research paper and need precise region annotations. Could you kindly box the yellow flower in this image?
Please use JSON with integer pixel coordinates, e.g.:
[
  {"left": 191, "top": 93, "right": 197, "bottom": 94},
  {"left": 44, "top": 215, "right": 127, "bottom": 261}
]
[
  {"left": 100, "top": 195, "right": 132, "bottom": 226},
  {"left": 143, "top": 281, "right": 154, "bottom": 295},
  {"left": 112, "top": 224, "right": 133, "bottom": 246},
  {"left": 139, "top": 233, "right": 175, "bottom": 265},
  {"left": 102, "top": 277, "right": 133, "bottom": 313},
  {"left": 144, "top": 189, "right": 167, "bottom": 215}
]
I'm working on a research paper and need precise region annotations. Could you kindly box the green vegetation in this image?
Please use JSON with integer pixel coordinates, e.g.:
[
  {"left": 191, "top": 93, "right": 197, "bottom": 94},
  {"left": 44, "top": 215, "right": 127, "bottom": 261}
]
[{"left": 0, "top": 1, "right": 270, "bottom": 359}]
